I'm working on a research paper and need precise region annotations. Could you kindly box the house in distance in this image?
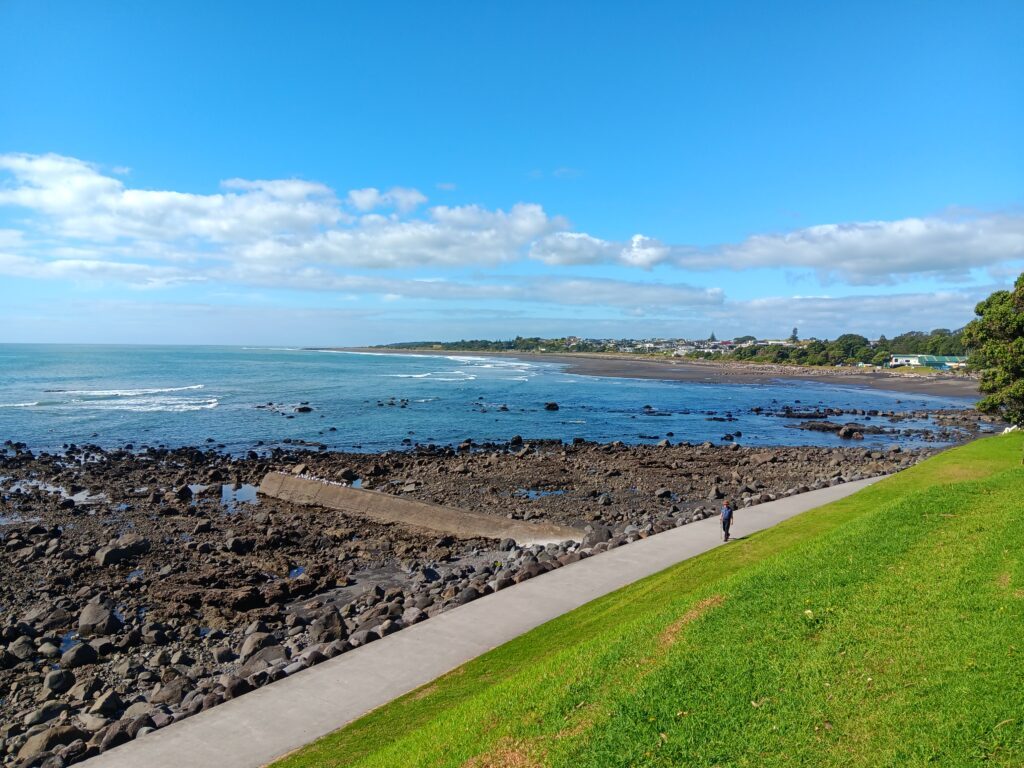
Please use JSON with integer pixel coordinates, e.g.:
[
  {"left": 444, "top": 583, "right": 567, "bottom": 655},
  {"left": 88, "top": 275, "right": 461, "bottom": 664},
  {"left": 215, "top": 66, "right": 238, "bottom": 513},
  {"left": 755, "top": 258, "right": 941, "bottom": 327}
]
[{"left": 889, "top": 354, "right": 968, "bottom": 370}]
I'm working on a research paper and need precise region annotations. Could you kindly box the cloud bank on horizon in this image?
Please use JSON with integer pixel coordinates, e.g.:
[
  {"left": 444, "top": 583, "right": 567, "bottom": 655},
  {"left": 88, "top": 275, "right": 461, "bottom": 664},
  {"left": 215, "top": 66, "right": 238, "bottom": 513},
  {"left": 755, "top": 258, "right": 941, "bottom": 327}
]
[{"left": 1, "top": 151, "right": 1022, "bottom": 344}]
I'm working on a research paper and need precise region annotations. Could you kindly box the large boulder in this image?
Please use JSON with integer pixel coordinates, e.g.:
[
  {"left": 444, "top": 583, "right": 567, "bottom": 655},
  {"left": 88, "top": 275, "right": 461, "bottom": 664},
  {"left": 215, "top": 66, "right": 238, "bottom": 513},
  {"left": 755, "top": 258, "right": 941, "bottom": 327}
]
[
  {"left": 78, "top": 603, "right": 123, "bottom": 638},
  {"left": 8, "top": 634, "right": 36, "bottom": 660},
  {"left": 19, "top": 725, "right": 87, "bottom": 761},
  {"left": 309, "top": 609, "right": 347, "bottom": 644},
  {"left": 238, "top": 644, "right": 288, "bottom": 677},
  {"left": 582, "top": 524, "right": 612, "bottom": 548},
  {"left": 219, "top": 674, "right": 252, "bottom": 700},
  {"left": 42, "top": 668, "right": 76, "bottom": 695},
  {"left": 23, "top": 701, "right": 68, "bottom": 727},
  {"left": 89, "top": 688, "right": 124, "bottom": 717},
  {"left": 150, "top": 678, "right": 192, "bottom": 706},
  {"left": 60, "top": 642, "right": 98, "bottom": 669},
  {"left": 238, "top": 632, "right": 274, "bottom": 662}
]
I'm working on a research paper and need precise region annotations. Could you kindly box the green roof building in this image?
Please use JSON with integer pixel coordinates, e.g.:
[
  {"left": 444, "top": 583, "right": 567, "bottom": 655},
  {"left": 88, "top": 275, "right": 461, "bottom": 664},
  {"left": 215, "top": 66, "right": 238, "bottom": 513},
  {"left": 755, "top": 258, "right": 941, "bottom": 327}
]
[{"left": 889, "top": 354, "right": 968, "bottom": 370}]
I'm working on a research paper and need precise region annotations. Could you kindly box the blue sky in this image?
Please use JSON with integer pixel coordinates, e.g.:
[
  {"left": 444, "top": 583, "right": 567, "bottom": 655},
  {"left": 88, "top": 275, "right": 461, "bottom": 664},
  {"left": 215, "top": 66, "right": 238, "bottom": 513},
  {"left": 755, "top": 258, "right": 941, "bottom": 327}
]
[{"left": 1, "top": 1, "right": 1022, "bottom": 344}]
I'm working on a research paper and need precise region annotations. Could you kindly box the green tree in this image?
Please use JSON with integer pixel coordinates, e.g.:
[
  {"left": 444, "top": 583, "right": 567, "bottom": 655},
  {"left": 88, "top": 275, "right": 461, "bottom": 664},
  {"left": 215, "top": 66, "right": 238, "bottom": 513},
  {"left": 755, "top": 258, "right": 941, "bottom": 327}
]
[
  {"left": 871, "top": 350, "right": 891, "bottom": 366},
  {"left": 789, "top": 327, "right": 799, "bottom": 342},
  {"left": 709, "top": 331, "right": 717, "bottom": 342},
  {"left": 825, "top": 334, "right": 871, "bottom": 364},
  {"left": 962, "top": 273, "right": 1024, "bottom": 428}
]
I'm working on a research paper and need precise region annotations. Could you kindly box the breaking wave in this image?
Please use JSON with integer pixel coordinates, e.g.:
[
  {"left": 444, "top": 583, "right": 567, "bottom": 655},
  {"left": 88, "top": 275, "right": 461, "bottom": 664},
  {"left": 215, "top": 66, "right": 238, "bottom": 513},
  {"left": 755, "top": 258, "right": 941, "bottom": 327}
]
[{"left": 48, "top": 384, "right": 205, "bottom": 397}]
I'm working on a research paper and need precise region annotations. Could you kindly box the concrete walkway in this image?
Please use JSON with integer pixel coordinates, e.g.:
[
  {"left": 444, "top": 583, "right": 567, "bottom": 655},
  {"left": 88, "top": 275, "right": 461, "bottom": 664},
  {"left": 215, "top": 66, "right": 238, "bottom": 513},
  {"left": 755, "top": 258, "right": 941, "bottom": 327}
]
[
  {"left": 259, "top": 472, "right": 579, "bottom": 545},
  {"left": 83, "top": 477, "right": 882, "bottom": 768}
]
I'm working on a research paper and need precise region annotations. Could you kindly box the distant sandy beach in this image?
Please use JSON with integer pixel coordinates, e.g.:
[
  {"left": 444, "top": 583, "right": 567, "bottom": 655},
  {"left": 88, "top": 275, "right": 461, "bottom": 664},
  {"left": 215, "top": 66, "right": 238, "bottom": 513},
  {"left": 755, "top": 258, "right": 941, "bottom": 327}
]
[{"left": 335, "top": 348, "right": 980, "bottom": 399}]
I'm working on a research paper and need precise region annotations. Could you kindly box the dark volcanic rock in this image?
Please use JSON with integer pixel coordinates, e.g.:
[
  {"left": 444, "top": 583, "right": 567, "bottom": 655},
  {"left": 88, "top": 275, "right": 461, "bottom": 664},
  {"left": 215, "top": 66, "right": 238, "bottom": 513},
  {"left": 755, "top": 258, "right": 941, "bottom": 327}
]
[
  {"left": 60, "top": 642, "right": 98, "bottom": 669},
  {"left": 19, "top": 725, "right": 87, "bottom": 761},
  {"left": 42, "top": 669, "right": 76, "bottom": 695},
  {"left": 78, "top": 603, "right": 123, "bottom": 638},
  {"left": 95, "top": 533, "right": 150, "bottom": 566}
]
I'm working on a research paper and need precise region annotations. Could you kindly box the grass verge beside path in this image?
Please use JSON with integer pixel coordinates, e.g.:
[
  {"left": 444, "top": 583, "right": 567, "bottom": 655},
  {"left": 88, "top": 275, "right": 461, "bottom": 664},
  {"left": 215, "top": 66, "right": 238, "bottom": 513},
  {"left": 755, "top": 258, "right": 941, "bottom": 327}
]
[{"left": 276, "top": 435, "right": 1024, "bottom": 768}]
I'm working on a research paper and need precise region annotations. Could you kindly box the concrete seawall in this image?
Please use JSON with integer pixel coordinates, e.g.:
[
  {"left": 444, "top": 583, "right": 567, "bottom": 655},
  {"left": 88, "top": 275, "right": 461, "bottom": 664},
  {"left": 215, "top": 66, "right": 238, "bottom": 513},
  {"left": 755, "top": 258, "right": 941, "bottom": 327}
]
[{"left": 258, "top": 472, "right": 579, "bottom": 545}]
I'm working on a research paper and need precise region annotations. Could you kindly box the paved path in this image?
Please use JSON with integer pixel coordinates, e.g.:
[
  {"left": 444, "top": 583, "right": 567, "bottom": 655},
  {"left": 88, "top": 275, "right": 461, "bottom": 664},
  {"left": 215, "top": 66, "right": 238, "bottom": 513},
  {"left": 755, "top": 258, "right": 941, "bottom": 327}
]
[{"left": 83, "top": 477, "right": 881, "bottom": 768}]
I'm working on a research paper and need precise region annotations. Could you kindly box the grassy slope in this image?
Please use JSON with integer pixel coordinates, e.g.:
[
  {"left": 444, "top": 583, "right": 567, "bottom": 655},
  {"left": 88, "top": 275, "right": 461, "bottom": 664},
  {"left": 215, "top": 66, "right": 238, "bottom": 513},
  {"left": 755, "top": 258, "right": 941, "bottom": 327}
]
[{"left": 277, "top": 435, "right": 1024, "bottom": 768}]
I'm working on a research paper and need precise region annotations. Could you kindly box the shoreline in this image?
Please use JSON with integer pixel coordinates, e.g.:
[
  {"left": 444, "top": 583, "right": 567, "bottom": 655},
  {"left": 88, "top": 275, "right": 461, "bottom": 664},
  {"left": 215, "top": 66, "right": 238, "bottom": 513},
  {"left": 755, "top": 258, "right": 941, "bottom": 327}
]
[{"left": 328, "top": 347, "right": 981, "bottom": 399}]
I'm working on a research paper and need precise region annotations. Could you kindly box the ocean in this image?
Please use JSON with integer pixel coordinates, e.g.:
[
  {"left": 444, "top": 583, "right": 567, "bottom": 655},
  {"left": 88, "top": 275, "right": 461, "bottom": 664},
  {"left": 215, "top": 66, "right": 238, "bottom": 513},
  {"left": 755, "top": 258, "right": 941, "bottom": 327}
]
[{"left": 0, "top": 344, "right": 977, "bottom": 454}]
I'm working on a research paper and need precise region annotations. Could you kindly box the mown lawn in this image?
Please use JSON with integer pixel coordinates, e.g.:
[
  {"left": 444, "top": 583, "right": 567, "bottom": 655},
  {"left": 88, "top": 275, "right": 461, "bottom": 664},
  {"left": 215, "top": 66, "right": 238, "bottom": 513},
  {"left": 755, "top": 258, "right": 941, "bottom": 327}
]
[{"left": 276, "top": 434, "right": 1024, "bottom": 768}]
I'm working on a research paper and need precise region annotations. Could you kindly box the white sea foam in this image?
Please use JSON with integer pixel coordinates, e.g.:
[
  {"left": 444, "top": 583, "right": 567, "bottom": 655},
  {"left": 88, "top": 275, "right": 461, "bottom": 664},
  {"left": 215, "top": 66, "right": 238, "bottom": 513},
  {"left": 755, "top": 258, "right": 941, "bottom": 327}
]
[
  {"left": 43, "top": 396, "right": 220, "bottom": 412},
  {"left": 0, "top": 401, "right": 38, "bottom": 408},
  {"left": 84, "top": 397, "right": 220, "bottom": 413},
  {"left": 382, "top": 373, "right": 432, "bottom": 378},
  {"left": 58, "top": 384, "right": 205, "bottom": 397}
]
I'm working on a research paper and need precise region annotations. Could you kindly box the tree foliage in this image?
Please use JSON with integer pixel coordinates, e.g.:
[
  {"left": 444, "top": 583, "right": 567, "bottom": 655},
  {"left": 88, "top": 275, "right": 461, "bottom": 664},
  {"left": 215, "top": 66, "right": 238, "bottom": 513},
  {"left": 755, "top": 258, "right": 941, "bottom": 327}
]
[{"left": 962, "top": 273, "right": 1024, "bottom": 425}]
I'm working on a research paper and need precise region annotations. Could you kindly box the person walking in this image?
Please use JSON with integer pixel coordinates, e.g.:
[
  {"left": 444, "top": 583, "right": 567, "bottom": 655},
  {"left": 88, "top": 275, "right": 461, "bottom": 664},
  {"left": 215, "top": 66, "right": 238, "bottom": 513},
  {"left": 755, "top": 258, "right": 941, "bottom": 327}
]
[{"left": 721, "top": 498, "right": 734, "bottom": 542}]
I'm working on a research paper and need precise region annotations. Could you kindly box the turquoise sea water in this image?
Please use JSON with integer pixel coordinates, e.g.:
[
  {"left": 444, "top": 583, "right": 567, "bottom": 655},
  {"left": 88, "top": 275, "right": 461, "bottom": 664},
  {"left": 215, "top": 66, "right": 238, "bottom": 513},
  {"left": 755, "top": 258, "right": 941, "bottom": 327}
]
[{"left": 0, "top": 345, "right": 976, "bottom": 453}]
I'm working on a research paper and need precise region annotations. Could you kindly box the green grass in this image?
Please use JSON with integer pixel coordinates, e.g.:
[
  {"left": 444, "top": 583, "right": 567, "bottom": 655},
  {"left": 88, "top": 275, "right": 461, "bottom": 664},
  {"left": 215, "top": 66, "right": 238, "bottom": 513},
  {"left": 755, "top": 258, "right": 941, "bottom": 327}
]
[{"left": 276, "top": 434, "right": 1024, "bottom": 768}]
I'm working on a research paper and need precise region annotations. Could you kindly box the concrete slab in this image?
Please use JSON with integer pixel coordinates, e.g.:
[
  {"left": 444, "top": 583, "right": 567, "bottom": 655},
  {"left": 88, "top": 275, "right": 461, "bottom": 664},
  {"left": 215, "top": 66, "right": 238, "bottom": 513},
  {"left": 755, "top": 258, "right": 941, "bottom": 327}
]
[
  {"left": 258, "top": 471, "right": 579, "bottom": 545},
  {"left": 82, "top": 477, "right": 881, "bottom": 768}
]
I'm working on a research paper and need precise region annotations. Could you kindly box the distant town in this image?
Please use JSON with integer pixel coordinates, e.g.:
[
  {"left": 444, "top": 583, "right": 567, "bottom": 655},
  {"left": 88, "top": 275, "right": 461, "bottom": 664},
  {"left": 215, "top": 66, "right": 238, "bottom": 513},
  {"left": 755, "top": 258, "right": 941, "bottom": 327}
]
[{"left": 377, "top": 328, "right": 970, "bottom": 370}]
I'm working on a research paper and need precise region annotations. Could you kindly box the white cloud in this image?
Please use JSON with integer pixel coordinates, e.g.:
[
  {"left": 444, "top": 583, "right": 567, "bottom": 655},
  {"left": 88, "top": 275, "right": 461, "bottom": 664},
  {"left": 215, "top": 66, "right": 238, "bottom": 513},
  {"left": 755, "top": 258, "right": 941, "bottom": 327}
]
[
  {"left": 347, "top": 187, "right": 386, "bottom": 211},
  {"left": 0, "top": 252, "right": 192, "bottom": 288},
  {"left": 208, "top": 268, "right": 722, "bottom": 312},
  {"left": 533, "top": 215, "right": 1024, "bottom": 284},
  {"left": 346, "top": 186, "right": 427, "bottom": 213},
  {"left": 0, "top": 153, "right": 342, "bottom": 244},
  {"left": 705, "top": 289, "right": 991, "bottom": 339},
  {"left": 229, "top": 202, "right": 561, "bottom": 269},
  {"left": 0, "top": 153, "right": 562, "bottom": 270},
  {"left": 1, "top": 151, "right": 1022, "bottom": 329},
  {"left": 0, "top": 228, "right": 25, "bottom": 248}
]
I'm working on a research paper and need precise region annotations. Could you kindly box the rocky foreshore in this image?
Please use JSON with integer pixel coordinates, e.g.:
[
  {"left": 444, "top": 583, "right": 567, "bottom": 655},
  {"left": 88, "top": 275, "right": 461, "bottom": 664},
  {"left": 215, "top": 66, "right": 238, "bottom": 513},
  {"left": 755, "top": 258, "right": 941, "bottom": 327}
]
[{"left": 0, "top": 408, "right": 998, "bottom": 766}]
